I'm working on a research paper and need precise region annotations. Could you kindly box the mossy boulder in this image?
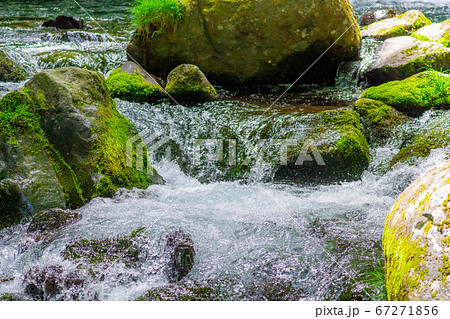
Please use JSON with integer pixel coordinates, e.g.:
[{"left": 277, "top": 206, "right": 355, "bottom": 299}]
[
  {"left": 361, "top": 71, "right": 450, "bottom": 117},
  {"left": 106, "top": 61, "right": 164, "bottom": 103},
  {"left": 360, "top": 9, "right": 402, "bottom": 26},
  {"left": 165, "top": 229, "right": 196, "bottom": 283},
  {"left": 412, "top": 19, "right": 450, "bottom": 47},
  {"left": 274, "top": 108, "right": 370, "bottom": 182},
  {"left": 354, "top": 98, "right": 408, "bottom": 142},
  {"left": 361, "top": 10, "right": 431, "bottom": 40},
  {"left": 24, "top": 67, "right": 160, "bottom": 201},
  {"left": 365, "top": 37, "right": 450, "bottom": 85},
  {"left": 383, "top": 159, "right": 450, "bottom": 300},
  {"left": 165, "top": 64, "right": 217, "bottom": 104},
  {"left": 127, "top": 0, "right": 361, "bottom": 85},
  {"left": 390, "top": 111, "right": 450, "bottom": 166},
  {"left": 0, "top": 50, "right": 26, "bottom": 82}
]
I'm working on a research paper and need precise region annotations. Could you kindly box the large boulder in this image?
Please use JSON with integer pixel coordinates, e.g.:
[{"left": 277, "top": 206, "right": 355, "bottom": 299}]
[
  {"left": 127, "top": 0, "right": 361, "bottom": 85},
  {"left": 412, "top": 19, "right": 450, "bottom": 47},
  {"left": 165, "top": 64, "right": 218, "bottom": 104},
  {"left": 364, "top": 37, "right": 450, "bottom": 85},
  {"left": 361, "top": 10, "right": 431, "bottom": 40},
  {"left": 390, "top": 111, "right": 450, "bottom": 166},
  {"left": 0, "top": 67, "right": 160, "bottom": 228},
  {"left": 42, "top": 16, "right": 84, "bottom": 30},
  {"left": 24, "top": 67, "right": 159, "bottom": 201},
  {"left": 0, "top": 50, "right": 26, "bottom": 82},
  {"left": 106, "top": 61, "right": 164, "bottom": 103},
  {"left": 383, "top": 159, "right": 450, "bottom": 300},
  {"left": 361, "top": 71, "right": 450, "bottom": 117}
]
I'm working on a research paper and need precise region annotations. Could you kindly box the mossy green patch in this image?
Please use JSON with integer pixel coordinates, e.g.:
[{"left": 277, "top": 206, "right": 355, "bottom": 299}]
[
  {"left": 106, "top": 68, "right": 163, "bottom": 103},
  {"left": 132, "top": 0, "right": 184, "bottom": 35},
  {"left": 0, "top": 50, "right": 26, "bottom": 82},
  {"left": 361, "top": 71, "right": 450, "bottom": 117}
]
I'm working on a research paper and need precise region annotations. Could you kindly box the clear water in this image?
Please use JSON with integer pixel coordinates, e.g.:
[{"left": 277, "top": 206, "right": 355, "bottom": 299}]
[{"left": 0, "top": 0, "right": 449, "bottom": 300}]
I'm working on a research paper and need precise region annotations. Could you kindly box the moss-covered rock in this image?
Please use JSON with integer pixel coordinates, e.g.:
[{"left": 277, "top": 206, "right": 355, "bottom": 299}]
[
  {"left": 165, "top": 64, "right": 217, "bottom": 104},
  {"left": 354, "top": 98, "right": 409, "bottom": 142},
  {"left": 274, "top": 108, "right": 370, "bottom": 182},
  {"left": 127, "top": 0, "right": 361, "bottom": 85},
  {"left": 24, "top": 67, "right": 160, "bottom": 201},
  {"left": 165, "top": 229, "right": 196, "bottom": 283},
  {"left": 27, "top": 209, "right": 81, "bottom": 242},
  {"left": 106, "top": 61, "right": 164, "bottom": 103},
  {"left": 361, "top": 71, "right": 450, "bottom": 117},
  {"left": 361, "top": 10, "right": 431, "bottom": 40},
  {"left": 412, "top": 20, "right": 450, "bottom": 48},
  {"left": 390, "top": 111, "right": 450, "bottom": 166},
  {"left": 365, "top": 36, "right": 450, "bottom": 85},
  {"left": 360, "top": 9, "right": 402, "bottom": 26},
  {"left": 0, "top": 50, "right": 26, "bottom": 82},
  {"left": 0, "top": 180, "right": 33, "bottom": 230},
  {"left": 383, "top": 159, "right": 450, "bottom": 300},
  {"left": 137, "top": 280, "right": 224, "bottom": 301}
]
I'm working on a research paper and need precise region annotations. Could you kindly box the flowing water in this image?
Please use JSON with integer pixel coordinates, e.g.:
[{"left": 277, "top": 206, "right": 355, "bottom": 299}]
[{"left": 0, "top": 0, "right": 449, "bottom": 300}]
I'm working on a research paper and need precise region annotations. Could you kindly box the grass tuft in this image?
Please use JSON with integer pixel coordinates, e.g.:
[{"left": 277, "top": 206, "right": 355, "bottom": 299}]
[{"left": 131, "top": 0, "right": 183, "bottom": 33}]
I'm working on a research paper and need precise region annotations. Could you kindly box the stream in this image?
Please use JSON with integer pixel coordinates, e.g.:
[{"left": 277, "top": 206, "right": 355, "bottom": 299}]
[{"left": 0, "top": 0, "right": 449, "bottom": 301}]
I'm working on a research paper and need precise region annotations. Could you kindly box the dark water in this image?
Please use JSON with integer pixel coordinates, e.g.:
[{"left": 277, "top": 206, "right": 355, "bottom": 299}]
[{"left": 0, "top": 0, "right": 449, "bottom": 301}]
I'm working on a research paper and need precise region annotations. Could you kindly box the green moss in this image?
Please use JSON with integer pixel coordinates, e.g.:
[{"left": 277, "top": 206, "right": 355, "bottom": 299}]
[
  {"left": 383, "top": 224, "right": 427, "bottom": 300},
  {"left": 95, "top": 176, "right": 117, "bottom": 198},
  {"left": 411, "top": 34, "right": 430, "bottom": 42},
  {"left": 437, "top": 29, "right": 450, "bottom": 48},
  {"left": 361, "top": 71, "right": 450, "bottom": 117},
  {"left": 106, "top": 69, "right": 163, "bottom": 103},
  {"left": 0, "top": 50, "right": 26, "bottom": 82},
  {"left": 62, "top": 228, "right": 145, "bottom": 266},
  {"left": 438, "top": 255, "right": 450, "bottom": 278},
  {"left": 0, "top": 293, "right": 22, "bottom": 301},
  {"left": 354, "top": 98, "right": 407, "bottom": 141},
  {"left": 137, "top": 281, "right": 224, "bottom": 301}
]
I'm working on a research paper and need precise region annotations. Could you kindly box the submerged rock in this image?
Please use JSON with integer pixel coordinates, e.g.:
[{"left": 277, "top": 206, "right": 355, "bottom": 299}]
[
  {"left": 106, "top": 61, "right": 164, "bottom": 103},
  {"left": 0, "top": 50, "right": 26, "bottom": 82},
  {"left": 412, "top": 20, "right": 450, "bottom": 47},
  {"left": 165, "top": 229, "right": 196, "bottom": 282},
  {"left": 354, "top": 98, "right": 408, "bottom": 142},
  {"left": 361, "top": 10, "right": 431, "bottom": 40},
  {"left": 27, "top": 209, "right": 81, "bottom": 242},
  {"left": 361, "top": 71, "right": 450, "bottom": 117},
  {"left": 137, "top": 280, "right": 223, "bottom": 301},
  {"left": 360, "top": 9, "right": 402, "bottom": 26},
  {"left": 127, "top": 0, "right": 361, "bottom": 85},
  {"left": 42, "top": 16, "right": 84, "bottom": 30},
  {"left": 165, "top": 64, "right": 218, "bottom": 104},
  {"left": 364, "top": 37, "right": 450, "bottom": 85},
  {"left": 390, "top": 111, "right": 450, "bottom": 166},
  {"left": 383, "top": 159, "right": 450, "bottom": 300}
]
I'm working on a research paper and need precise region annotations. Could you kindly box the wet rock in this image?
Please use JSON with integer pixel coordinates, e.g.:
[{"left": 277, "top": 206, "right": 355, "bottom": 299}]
[
  {"left": 0, "top": 91, "right": 80, "bottom": 212},
  {"left": 27, "top": 209, "right": 81, "bottom": 242},
  {"left": 0, "top": 293, "right": 23, "bottom": 301},
  {"left": 361, "top": 10, "right": 431, "bottom": 40},
  {"left": 383, "top": 159, "right": 450, "bottom": 300},
  {"left": 42, "top": 16, "right": 84, "bottom": 30},
  {"left": 23, "top": 266, "right": 88, "bottom": 301},
  {"left": 165, "top": 64, "right": 218, "bottom": 104},
  {"left": 137, "top": 280, "right": 222, "bottom": 301},
  {"left": 62, "top": 228, "right": 146, "bottom": 266},
  {"left": 106, "top": 61, "right": 164, "bottom": 103},
  {"left": 165, "top": 229, "right": 196, "bottom": 282},
  {"left": 274, "top": 108, "right": 370, "bottom": 183},
  {"left": 361, "top": 71, "right": 450, "bottom": 117},
  {"left": 0, "top": 50, "right": 26, "bottom": 82},
  {"left": 360, "top": 9, "right": 402, "bottom": 26},
  {"left": 412, "top": 20, "right": 450, "bottom": 47},
  {"left": 354, "top": 98, "right": 408, "bottom": 142},
  {"left": 0, "top": 180, "right": 33, "bottom": 230},
  {"left": 24, "top": 67, "right": 161, "bottom": 202},
  {"left": 127, "top": 0, "right": 361, "bottom": 85},
  {"left": 390, "top": 111, "right": 450, "bottom": 166},
  {"left": 364, "top": 37, "right": 450, "bottom": 85}
]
